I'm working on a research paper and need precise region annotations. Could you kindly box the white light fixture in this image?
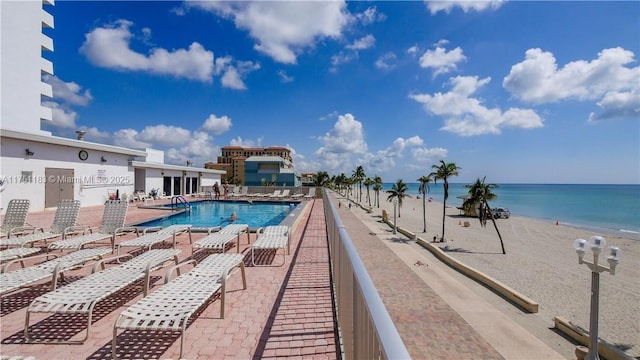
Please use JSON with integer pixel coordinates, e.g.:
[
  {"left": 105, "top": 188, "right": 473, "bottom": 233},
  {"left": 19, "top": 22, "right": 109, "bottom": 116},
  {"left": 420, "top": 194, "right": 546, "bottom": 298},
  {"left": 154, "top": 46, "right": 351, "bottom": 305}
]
[
  {"left": 573, "top": 235, "right": 621, "bottom": 360},
  {"left": 392, "top": 197, "right": 399, "bottom": 234}
]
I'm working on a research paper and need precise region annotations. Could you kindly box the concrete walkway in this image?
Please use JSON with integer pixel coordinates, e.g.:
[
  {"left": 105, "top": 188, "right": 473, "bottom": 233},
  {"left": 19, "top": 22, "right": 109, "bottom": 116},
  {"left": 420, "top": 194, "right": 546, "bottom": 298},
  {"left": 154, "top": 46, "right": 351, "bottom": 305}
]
[{"left": 330, "top": 191, "right": 568, "bottom": 359}]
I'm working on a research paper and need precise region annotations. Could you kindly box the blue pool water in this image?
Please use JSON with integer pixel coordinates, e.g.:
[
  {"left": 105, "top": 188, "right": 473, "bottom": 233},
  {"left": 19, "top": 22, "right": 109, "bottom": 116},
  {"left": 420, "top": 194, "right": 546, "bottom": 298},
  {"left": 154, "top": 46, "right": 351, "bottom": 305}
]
[{"left": 138, "top": 201, "right": 298, "bottom": 228}]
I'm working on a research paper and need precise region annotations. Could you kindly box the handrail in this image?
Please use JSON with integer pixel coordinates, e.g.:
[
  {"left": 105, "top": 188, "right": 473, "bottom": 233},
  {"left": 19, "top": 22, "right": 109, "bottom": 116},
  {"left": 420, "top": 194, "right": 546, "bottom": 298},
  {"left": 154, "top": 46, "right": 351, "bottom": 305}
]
[
  {"left": 170, "top": 196, "right": 191, "bottom": 212},
  {"left": 322, "top": 188, "right": 410, "bottom": 360}
]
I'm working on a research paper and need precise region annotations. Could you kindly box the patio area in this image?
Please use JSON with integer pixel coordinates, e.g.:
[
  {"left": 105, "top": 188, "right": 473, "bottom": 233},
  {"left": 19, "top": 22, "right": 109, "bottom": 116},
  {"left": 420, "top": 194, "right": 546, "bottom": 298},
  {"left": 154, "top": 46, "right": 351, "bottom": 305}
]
[{"left": 1, "top": 198, "right": 338, "bottom": 359}]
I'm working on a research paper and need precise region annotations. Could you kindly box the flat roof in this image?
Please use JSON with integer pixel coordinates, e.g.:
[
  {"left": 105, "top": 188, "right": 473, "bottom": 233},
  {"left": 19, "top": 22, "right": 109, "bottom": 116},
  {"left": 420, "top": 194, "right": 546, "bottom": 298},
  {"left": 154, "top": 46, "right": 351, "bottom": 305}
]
[
  {"left": 1, "top": 129, "right": 147, "bottom": 157},
  {"left": 130, "top": 160, "right": 226, "bottom": 174}
]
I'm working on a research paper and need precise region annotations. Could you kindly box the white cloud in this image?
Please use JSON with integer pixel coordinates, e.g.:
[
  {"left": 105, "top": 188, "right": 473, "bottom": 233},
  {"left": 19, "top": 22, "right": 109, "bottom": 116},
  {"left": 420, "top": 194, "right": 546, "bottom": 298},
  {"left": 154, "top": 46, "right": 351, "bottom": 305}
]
[
  {"left": 42, "top": 101, "right": 78, "bottom": 129},
  {"left": 356, "top": 6, "right": 386, "bottom": 25},
  {"left": 221, "top": 67, "right": 246, "bottom": 90},
  {"left": 202, "top": 114, "right": 233, "bottom": 135},
  {"left": 138, "top": 125, "right": 192, "bottom": 147},
  {"left": 229, "top": 136, "right": 264, "bottom": 148},
  {"left": 425, "top": 1, "right": 506, "bottom": 15},
  {"left": 332, "top": 34, "right": 375, "bottom": 70},
  {"left": 357, "top": 136, "right": 444, "bottom": 175},
  {"left": 288, "top": 145, "right": 321, "bottom": 174},
  {"left": 504, "top": 47, "right": 640, "bottom": 121},
  {"left": 41, "top": 75, "right": 93, "bottom": 129},
  {"left": 79, "top": 19, "right": 214, "bottom": 82},
  {"left": 165, "top": 131, "right": 218, "bottom": 167},
  {"left": 419, "top": 41, "right": 466, "bottom": 76},
  {"left": 192, "top": 1, "right": 349, "bottom": 64},
  {"left": 310, "top": 116, "right": 449, "bottom": 177},
  {"left": 410, "top": 75, "right": 544, "bottom": 136},
  {"left": 44, "top": 75, "right": 93, "bottom": 106},
  {"left": 331, "top": 51, "right": 358, "bottom": 67},
  {"left": 278, "top": 70, "right": 294, "bottom": 83},
  {"left": 375, "top": 52, "right": 397, "bottom": 70},
  {"left": 113, "top": 127, "right": 218, "bottom": 167},
  {"left": 319, "top": 111, "right": 339, "bottom": 121},
  {"left": 589, "top": 89, "right": 640, "bottom": 122},
  {"left": 317, "top": 113, "right": 367, "bottom": 154},
  {"left": 212, "top": 57, "right": 259, "bottom": 90},
  {"left": 80, "top": 126, "right": 111, "bottom": 141},
  {"left": 346, "top": 34, "right": 375, "bottom": 50},
  {"left": 411, "top": 147, "right": 448, "bottom": 163},
  {"left": 314, "top": 113, "right": 367, "bottom": 172},
  {"left": 113, "top": 128, "right": 150, "bottom": 148}
]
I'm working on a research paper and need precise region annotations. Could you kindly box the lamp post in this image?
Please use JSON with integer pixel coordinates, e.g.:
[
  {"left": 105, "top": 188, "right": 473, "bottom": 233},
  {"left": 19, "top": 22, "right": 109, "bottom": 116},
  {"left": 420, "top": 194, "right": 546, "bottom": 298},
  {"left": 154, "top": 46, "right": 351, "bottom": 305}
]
[
  {"left": 573, "top": 235, "right": 620, "bottom": 360},
  {"left": 392, "top": 197, "right": 398, "bottom": 234}
]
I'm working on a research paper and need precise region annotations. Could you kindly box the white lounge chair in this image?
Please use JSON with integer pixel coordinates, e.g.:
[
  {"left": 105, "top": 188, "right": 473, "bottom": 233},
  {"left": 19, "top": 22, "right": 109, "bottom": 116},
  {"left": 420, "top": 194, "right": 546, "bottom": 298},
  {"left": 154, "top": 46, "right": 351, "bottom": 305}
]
[
  {"left": 116, "top": 224, "right": 192, "bottom": 256},
  {"left": 217, "top": 223, "right": 250, "bottom": 253},
  {"left": 48, "top": 200, "right": 136, "bottom": 252},
  {"left": 228, "top": 186, "right": 240, "bottom": 197},
  {"left": 0, "top": 248, "right": 111, "bottom": 294},
  {"left": 0, "top": 200, "right": 82, "bottom": 249},
  {"left": 230, "top": 186, "right": 248, "bottom": 198},
  {"left": 112, "top": 253, "right": 246, "bottom": 359},
  {"left": 267, "top": 190, "right": 282, "bottom": 198},
  {"left": 0, "top": 247, "right": 41, "bottom": 269},
  {"left": 251, "top": 225, "right": 290, "bottom": 266},
  {"left": 24, "top": 249, "right": 181, "bottom": 344},
  {"left": 276, "top": 189, "right": 291, "bottom": 198},
  {"left": 0, "top": 199, "right": 33, "bottom": 238},
  {"left": 303, "top": 187, "right": 316, "bottom": 199},
  {"left": 246, "top": 188, "right": 263, "bottom": 198},
  {"left": 192, "top": 232, "right": 239, "bottom": 255}
]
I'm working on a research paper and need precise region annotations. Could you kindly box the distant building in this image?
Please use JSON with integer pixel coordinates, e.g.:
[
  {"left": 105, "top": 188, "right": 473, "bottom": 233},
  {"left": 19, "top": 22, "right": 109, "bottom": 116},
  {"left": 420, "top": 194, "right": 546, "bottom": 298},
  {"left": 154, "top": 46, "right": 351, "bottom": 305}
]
[
  {"left": 300, "top": 173, "right": 317, "bottom": 186},
  {"left": 206, "top": 146, "right": 294, "bottom": 185},
  {"left": 244, "top": 156, "right": 301, "bottom": 187}
]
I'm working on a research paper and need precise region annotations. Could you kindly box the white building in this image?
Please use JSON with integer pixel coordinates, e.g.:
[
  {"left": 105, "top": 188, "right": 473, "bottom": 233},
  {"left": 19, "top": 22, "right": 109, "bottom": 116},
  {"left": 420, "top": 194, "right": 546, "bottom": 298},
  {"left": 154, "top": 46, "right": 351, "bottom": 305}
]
[{"left": 0, "top": 0, "right": 224, "bottom": 212}]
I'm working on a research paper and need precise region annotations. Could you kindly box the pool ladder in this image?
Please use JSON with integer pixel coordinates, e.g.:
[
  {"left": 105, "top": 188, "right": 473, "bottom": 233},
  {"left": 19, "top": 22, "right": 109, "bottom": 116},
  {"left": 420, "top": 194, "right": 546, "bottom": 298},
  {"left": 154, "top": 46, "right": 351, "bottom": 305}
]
[{"left": 170, "top": 196, "right": 191, "bottom": 212}]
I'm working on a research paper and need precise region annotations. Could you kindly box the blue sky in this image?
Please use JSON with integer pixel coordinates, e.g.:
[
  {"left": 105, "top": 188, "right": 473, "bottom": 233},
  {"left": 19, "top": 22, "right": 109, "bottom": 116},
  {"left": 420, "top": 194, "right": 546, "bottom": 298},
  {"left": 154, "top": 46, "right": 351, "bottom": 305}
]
[{"left": 42, "top": 1, "right": 640, "bottom": 184}]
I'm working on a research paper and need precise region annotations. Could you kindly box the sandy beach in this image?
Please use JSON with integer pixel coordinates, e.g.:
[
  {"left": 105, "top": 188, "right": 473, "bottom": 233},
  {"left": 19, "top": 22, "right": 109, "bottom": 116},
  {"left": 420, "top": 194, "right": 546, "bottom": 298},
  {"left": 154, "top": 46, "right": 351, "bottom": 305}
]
[{"left": 344, "top": 192, "right": 640, "bottom": 358}]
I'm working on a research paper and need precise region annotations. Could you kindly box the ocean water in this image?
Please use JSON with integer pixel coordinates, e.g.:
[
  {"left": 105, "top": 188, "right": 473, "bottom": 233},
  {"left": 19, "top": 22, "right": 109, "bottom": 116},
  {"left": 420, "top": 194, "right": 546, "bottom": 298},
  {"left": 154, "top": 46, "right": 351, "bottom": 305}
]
[{"left": 375, "top": 183, "right": 640, "bottom": 239}]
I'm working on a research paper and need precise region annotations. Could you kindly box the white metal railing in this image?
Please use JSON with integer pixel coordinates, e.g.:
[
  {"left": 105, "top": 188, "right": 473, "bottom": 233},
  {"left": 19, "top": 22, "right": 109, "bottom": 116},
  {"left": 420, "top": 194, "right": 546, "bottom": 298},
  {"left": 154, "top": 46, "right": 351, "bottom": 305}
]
[{"left": 323, "top": 189, "right": 410, "bottom": 360}]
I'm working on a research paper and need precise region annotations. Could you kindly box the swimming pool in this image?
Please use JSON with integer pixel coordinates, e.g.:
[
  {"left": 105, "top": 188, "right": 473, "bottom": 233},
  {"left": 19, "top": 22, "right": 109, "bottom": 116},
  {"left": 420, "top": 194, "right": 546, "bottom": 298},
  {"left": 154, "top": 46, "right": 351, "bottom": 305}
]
[{"left": 137, "top": 200, "right": 298, "bottom": 228}]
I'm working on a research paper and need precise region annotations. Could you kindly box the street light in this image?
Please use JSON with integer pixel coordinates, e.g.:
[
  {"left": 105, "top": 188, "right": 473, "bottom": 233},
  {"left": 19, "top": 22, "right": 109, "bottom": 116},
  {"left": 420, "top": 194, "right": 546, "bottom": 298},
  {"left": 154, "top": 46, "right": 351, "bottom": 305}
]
[
  {"left": 573, "top": 235, "right": 620, "bottom": 360},
  {"left": 392, "top": 197, "right": 398, "bottom": 234}
]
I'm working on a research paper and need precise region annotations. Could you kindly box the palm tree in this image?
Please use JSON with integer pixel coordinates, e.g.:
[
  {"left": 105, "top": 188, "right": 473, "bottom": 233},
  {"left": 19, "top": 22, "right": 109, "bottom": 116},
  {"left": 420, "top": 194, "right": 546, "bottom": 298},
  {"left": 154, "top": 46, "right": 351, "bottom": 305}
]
[
  {"left": 373, "top": 175, "right": 383, "bottom": 208},
  {"left": 464, "top": 177, "right": 506, "bottom": 254},
  {"left": 363, "top": 177, "right": 374, "bottom": 207},
  {"left": 335, "top": 173, "right": 347, "bottom": 195},
  {"left": 385, "top": 179, "right": 411, "bottom": 217},
  {"left": 417, "top": 174, "right": 433, "bottom": 233},
  {"left": 315, "top": 171, "right": 330, "bottom": 187},
  {"left": 429, "top": 160, "right": 460, "bottom": 241},
  {"left": 345, "top": 176, "right": 355, "bottom": 202},
  {"left": 352, "top": 165, "right": 366, "bottom": 203}
]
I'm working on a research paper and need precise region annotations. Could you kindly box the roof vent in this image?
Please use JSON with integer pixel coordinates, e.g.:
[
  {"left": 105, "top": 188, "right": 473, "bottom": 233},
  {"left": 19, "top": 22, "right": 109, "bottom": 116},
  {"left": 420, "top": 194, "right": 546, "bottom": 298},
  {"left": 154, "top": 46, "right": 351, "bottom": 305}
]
[{"left": 76, "top": 130, "right": 86, "bottom": 140}]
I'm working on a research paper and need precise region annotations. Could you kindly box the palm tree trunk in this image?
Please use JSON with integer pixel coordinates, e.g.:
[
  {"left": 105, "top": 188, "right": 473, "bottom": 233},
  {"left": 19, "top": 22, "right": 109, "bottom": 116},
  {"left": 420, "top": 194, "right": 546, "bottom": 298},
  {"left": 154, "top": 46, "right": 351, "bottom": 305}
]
[
  {"left": 441, "top": 199, "right": 446, "bottom": 240},
  {"left": 422, "top": 193, "right": 427, "bottom": 233},
  {"left": 485, "top": 200, "right": 506, "bottom": 254}
]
